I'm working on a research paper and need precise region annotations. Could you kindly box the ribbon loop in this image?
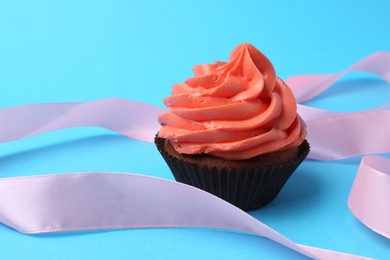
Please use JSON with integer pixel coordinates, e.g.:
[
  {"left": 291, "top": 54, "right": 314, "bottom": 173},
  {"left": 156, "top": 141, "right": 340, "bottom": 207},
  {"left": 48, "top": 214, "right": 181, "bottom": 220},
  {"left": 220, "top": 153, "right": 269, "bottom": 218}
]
[
  {"left": 348, "top": 156, "right": 390, "bottom": 239},
  {"left": 287, "top": 51, "right": 390, "bottom": 103}
]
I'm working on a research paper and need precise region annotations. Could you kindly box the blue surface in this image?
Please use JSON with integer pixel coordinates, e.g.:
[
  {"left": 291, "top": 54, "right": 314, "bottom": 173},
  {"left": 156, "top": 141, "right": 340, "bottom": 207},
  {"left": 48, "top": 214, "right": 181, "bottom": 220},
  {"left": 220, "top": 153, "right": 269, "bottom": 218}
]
[{"left": 1, "top": 0, "right": 390, "bottom": 259}]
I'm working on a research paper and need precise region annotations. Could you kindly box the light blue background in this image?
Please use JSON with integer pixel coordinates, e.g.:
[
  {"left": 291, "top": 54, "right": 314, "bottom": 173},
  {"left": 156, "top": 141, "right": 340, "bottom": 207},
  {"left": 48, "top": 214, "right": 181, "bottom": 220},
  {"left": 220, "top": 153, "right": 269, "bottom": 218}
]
[{"left": 1, "top": 0, "right": 390, "bottom": 259}]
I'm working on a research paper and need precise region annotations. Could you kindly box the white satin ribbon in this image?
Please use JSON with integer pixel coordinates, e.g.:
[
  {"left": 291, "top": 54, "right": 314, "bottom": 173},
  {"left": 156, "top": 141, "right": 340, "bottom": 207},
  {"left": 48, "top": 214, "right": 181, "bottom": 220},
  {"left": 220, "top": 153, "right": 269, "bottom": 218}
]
[{"left": 1, "top": 51, "right": 390, "bottom": 259}]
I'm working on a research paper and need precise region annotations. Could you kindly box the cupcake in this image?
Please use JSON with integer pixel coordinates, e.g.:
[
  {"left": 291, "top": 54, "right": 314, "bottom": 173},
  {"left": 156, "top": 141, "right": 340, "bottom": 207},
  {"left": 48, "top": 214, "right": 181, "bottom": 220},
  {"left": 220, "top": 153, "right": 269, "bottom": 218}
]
[{"left": 155, "top": 43, "right": 309, "bottom": 211}]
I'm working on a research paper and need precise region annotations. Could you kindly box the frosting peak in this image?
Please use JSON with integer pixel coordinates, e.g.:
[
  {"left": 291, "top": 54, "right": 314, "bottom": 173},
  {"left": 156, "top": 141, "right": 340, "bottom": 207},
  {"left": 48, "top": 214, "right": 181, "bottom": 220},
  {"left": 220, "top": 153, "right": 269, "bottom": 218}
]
[{"left": 158, "top": 43, "right": 306, "bottom": 160}]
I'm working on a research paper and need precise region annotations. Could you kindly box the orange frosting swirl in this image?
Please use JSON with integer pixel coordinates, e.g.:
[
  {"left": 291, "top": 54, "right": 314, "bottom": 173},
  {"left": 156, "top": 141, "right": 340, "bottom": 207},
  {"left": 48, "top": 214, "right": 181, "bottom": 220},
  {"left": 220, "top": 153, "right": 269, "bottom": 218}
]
[{"left": 158, "top": 43, "right": 307, "bottom": 160}]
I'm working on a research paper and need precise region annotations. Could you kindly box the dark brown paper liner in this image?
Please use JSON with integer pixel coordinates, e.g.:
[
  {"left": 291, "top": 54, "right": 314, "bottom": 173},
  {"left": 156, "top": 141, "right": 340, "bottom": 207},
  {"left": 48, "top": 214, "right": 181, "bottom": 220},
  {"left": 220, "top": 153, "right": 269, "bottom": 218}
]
[{"left": 155, "top": 137, "right": 310, "bottom": 211}]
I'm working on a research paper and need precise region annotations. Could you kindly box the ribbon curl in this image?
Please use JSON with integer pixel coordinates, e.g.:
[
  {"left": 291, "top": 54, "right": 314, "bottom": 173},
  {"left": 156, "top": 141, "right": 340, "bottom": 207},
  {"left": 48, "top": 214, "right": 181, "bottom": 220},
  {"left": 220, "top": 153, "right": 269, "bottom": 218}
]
[{"left": 1, "top": 52, "right": 390, "bottom": 259}]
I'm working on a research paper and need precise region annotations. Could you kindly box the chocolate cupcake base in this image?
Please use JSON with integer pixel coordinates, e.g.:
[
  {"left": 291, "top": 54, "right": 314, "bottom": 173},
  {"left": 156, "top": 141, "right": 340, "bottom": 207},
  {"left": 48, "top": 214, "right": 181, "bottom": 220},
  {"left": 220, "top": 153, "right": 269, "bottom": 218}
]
[{"left": 155, "top": 136, "right": 310, "bottom": 211}]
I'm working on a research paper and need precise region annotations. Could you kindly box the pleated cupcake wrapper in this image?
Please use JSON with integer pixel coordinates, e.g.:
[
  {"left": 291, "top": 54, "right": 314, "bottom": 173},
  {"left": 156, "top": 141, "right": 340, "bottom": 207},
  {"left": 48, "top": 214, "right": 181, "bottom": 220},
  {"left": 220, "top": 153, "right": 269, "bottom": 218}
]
[{"left": 155, "top": 137, "right": 309, "bottom": 211}]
